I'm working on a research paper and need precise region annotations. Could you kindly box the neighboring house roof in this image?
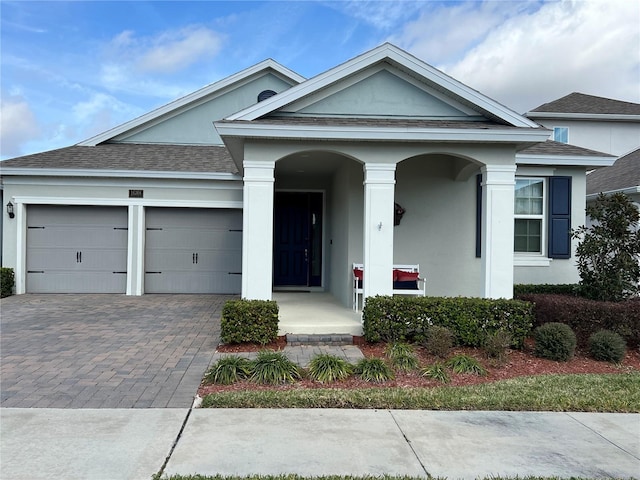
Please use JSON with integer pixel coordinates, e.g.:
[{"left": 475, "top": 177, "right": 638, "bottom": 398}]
[
  {"left": 79, "top": 59, "right": 305, "bottom": 147},
  {"left": 526, "top": 92, "right": 640, "bottom": 120},
  {"left": 586, "top": 148, "right": 640, "bottom": 195},
  {"left": 516, "top": 140, "right": 616, "bottom": 168},
  {"left": 0, "top": 144, "right": 239, "bottom": 178}
]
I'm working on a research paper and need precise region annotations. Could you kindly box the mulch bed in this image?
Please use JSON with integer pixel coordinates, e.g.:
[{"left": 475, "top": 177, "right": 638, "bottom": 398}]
[{"left": 200, "top": 337, "right": 640, "bottom": 396}]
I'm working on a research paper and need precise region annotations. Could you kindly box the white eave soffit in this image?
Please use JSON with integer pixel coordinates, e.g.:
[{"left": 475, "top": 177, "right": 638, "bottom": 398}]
[
  {"left": 516, "top": 154, "right": 618, "bottom": 168},
  {"left": 214, "top": 122, "right": 551, "bottom": 144},
  {"left": 78, "top": 59, "right": 305, "bottom": 147},
  {"left": 226, "top": 43, "right": 540, "bottom": 129},
  {"left": 525, "top": 112, "right": 640, "bottom": 122}
]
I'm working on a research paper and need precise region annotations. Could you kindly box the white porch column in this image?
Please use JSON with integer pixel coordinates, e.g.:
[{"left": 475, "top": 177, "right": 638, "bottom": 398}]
[
  {"left": 363, "top": 163, "right": 396, "bottom": 301},
  {"left": 242, "top": 160, "right": 275, "bottom": 300},
  {"left": 480, "top": 164, "right": 516, "bottom": 298}
]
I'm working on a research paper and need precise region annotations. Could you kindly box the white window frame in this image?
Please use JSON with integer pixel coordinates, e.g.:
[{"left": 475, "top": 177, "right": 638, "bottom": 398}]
[
  {"left": 553, "top": 126, "right": 569, "bottom": 144},
  {"left": 514, "top": 177, "right": 549, "bottom": 265}
]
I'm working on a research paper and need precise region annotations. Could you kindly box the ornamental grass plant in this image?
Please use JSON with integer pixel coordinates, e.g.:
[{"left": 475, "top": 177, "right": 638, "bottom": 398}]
[
  {"left": 308, "top": 354, "right": 353, "bottom": 383},
  {"left": 250, "top": 350, "right": 301, "bottom": 385}
]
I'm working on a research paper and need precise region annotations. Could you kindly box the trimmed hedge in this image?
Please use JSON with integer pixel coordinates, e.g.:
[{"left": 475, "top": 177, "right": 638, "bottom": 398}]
[
  {"left": 519, "top": 293, "right": 640, "bottom": 349},
  {"left": 514, "top": 283, "right": 580, "bottom": 297},
  {"left": 220, "top": 299, "right": 279, "bottom": 345},
  {"left": 362, "top": 296, "right": 533, "bottom": 348},
  {"left": 0, "top": 268, "right": 14, "bottom": 298}
]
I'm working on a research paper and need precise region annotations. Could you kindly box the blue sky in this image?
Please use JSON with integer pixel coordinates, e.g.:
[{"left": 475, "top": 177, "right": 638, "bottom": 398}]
[{"left": 1, "top": 0, "right": 639, "bottom": 159}]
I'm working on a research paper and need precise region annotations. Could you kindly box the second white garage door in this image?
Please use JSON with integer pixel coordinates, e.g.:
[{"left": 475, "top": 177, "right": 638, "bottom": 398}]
[{"left": 145, "top": 208, "right": 242, "bottom": 294}]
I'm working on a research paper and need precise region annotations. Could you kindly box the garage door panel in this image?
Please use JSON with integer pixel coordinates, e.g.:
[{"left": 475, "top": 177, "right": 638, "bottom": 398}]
[
  {"left": 145, "top": 248, "right": 241, "bottom": 271},
  {"left": 27, "top": 272, "right": 127, "bottom": 294},
  {"left": 146, "top": 228, "right": 240, "bottom": 250},
  {"left": 26, "top": 206, "right": 127, "bottom": 293},
  {"left": 145, "top": 272, "right": 240, "bottom": 294},
  {"left": 145, "top": 208, "right": 242, "bottom": 294}
]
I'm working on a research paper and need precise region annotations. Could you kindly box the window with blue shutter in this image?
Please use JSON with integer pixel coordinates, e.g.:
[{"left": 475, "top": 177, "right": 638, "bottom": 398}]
[{"left": 548, "top": 176, "right": 572, "bottom": 259}]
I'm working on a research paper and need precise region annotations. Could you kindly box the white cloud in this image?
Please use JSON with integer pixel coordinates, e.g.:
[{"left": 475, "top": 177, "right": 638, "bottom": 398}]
[
  {"left": 105, "top": 25, "right": 224, "bottom": 75},
  {"left": 395, "top": 0, "right": 640, "bottom": 113},
  {"left": 98, "top": 25, "right": 225, "bottom": 98},
  {"left": 391, "top": 1, "right": 535, "bottom": 64},
  {"left": 72, "top": 92, "right": 144, "bottom": 140},
  {"left": 0, "top": 95, "right": 41, "bottom": 158},
  {"left": 329, "top": 0, "right": 425, "bottom": 30},
  {"left": 138, "top": 26, "right": 224, "bottom": 74}
]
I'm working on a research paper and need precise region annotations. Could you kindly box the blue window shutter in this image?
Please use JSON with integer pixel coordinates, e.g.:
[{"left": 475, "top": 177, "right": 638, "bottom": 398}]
[
  {"left": 548, "top": 176, "right": 572, "bottom": 259},
  {"left": 476, "top": 174, "right": 482, "bottom": 258}
]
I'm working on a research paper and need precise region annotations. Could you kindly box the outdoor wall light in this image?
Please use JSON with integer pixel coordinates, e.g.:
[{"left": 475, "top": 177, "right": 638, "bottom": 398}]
[{"left": 6, "top": 202, "right": 15, "bottom": 219}]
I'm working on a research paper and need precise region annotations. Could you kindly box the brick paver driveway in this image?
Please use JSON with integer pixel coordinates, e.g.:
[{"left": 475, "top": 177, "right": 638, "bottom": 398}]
[{"left": 0, "top": 294, "right": 235, "bottom": 408}]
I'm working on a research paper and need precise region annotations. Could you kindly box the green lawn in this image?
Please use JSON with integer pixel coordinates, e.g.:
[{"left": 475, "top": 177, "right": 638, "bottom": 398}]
[{"left": 201, "top": 372, "right": 640, "bottom": 412}]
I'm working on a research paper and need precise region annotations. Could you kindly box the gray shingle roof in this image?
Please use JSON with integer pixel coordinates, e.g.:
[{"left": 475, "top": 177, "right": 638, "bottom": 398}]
[
  {"left": 529, "top": 92, "right": 640, "bottom": 115},
  {"left": 518, "top": 140, "right": 615, "bottom": 157},
  {"left": 0, "top": 143, "right": 238, "bottom": 175},
  {"left": 586, "top": 148, "right": 640, "bottom": 195}
]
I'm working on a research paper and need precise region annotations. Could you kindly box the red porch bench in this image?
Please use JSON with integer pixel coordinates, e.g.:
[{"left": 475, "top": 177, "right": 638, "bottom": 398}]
[{"left": 352, "top": 263, "right": 426, "bottom": 311}]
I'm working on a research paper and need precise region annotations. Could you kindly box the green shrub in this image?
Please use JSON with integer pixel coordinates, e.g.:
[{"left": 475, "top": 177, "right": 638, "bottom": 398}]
[
  {"left": 385, "top": 343, "right": 419, "bottom": 372},
  {"left": 421, "top": 362, "right": 450, "bottom": 383},
  {"left": 422, "top": 325, "right": 454, "bottom": 358},
  {"left": 484, "top": 329, "right": 512, "bottom": 363},
  {"left": 362, "top": 296, "right": 532, "bottom": 348},
  {"left": 250, "top": 351, "right": 301, "bottom": 385},
  {"left": 0, "top": 268, "right": 14, "bottom": 298},
  {"left": 204, "top": 356, "right": 253, "bottom": 385},
  {"left": 308, "top": 354, "right": 353, "bottom": 383},
  {"left": 220, "top": 299, "right": 279, "bottom": 345},
  {"left": 355, "top": 358, "right": 394, "bottom": 383},
  {"left": 573, "top": 192, "right": 640, "bottom": 301},
  {"left": 514, "top": 283, "right": 580, "bottom": 297},
  {"left": 445, "top": 354, "right": 487, "bottom": 376},
  {"left": 519, "top": 293, "right": 640, "bottom": 348},
  {"left": 589, "top": 330, "right": 627, "bottom": 363},
  {"left": 534, "top": 322, "right": 577, "bottom": 362}
]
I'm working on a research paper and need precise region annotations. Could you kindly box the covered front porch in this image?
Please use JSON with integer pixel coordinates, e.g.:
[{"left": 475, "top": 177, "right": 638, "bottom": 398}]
[{"left": 275, "top": 292, "right": 362, "bottom": 336}]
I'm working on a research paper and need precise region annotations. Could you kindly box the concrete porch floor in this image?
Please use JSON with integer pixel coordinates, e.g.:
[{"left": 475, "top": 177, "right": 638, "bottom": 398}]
[{"left": 274, "top": 292, "right": 363, "bottom": 336}]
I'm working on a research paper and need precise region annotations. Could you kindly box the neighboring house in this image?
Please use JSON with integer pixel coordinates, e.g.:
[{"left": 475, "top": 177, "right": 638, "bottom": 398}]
[
  {"left": 526, "top": 92, "right": 639, "bottom": 227},
  {"left": 586, "top": 148, "right": 640, "bottom": 230},
  {"left": 1, "top": 43, "right": 616, "bottom": 308},
  {"left": 525, "top": 92, "right": 640, "bottom": 157}
]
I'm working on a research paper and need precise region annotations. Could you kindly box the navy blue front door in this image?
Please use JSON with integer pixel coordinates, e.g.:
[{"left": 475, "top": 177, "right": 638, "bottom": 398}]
[{"left": 273, "top": 192, "right": 322, "bottom": 287}]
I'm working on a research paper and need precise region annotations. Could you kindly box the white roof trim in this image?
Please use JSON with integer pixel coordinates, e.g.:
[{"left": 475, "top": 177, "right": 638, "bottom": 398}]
[
  {"left": 0, "top": 168, "right": 241, "bottom": 181},
  {"left": 215, "top": 121, "right": 550, "bottom": 143},
  {"left": 587, "top": 186, "right": 640, "bottom": 200},
  {"left": 78, "top": 59, "right": 305, "bottom": 146},
  {"left": 516, "top": 153, "right": 617, "bottom": 167},
  {"left": 226, "top": 43, "right": 540, "bottom": 128},
  {"left": 525, "top": 112, "right": 640, "bottom": 122}
]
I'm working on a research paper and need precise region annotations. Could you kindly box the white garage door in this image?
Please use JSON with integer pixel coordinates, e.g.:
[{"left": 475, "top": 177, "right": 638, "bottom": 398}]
[
  {"left": 27, "top": 205, "right": 128, "bottom": 293},
  {"left": 145, "top": 208, "right": 242, "bottom": 294}
]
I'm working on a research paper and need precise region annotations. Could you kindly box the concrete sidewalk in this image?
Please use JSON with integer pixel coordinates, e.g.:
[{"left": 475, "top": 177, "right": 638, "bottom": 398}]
[{"left": 2, "top": 408, "right": 638, "bottom": 479}]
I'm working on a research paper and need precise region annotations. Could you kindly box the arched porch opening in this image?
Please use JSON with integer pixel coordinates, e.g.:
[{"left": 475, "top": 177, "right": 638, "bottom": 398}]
[
  {"left": 272, "top": 150, "right": 364, "bottom": 305},
  {"left": 394, "top": 153, "right": 483, "bottom": 297}
]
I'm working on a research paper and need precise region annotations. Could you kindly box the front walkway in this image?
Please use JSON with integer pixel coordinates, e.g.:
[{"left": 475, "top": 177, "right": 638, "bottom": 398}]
[{"left": 0, "top": 294, "right": 233, "bottom": 408}]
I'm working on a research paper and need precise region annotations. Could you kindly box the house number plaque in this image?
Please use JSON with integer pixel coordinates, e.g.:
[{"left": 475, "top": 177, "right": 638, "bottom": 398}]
[{"left": 129, "top": 189, "right": 143, "bottom": 198}]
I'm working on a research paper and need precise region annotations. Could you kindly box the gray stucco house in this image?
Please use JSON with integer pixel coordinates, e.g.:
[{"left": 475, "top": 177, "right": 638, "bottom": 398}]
[{"left": 1, "top": 43, "right": 616, "bottom": 322}]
